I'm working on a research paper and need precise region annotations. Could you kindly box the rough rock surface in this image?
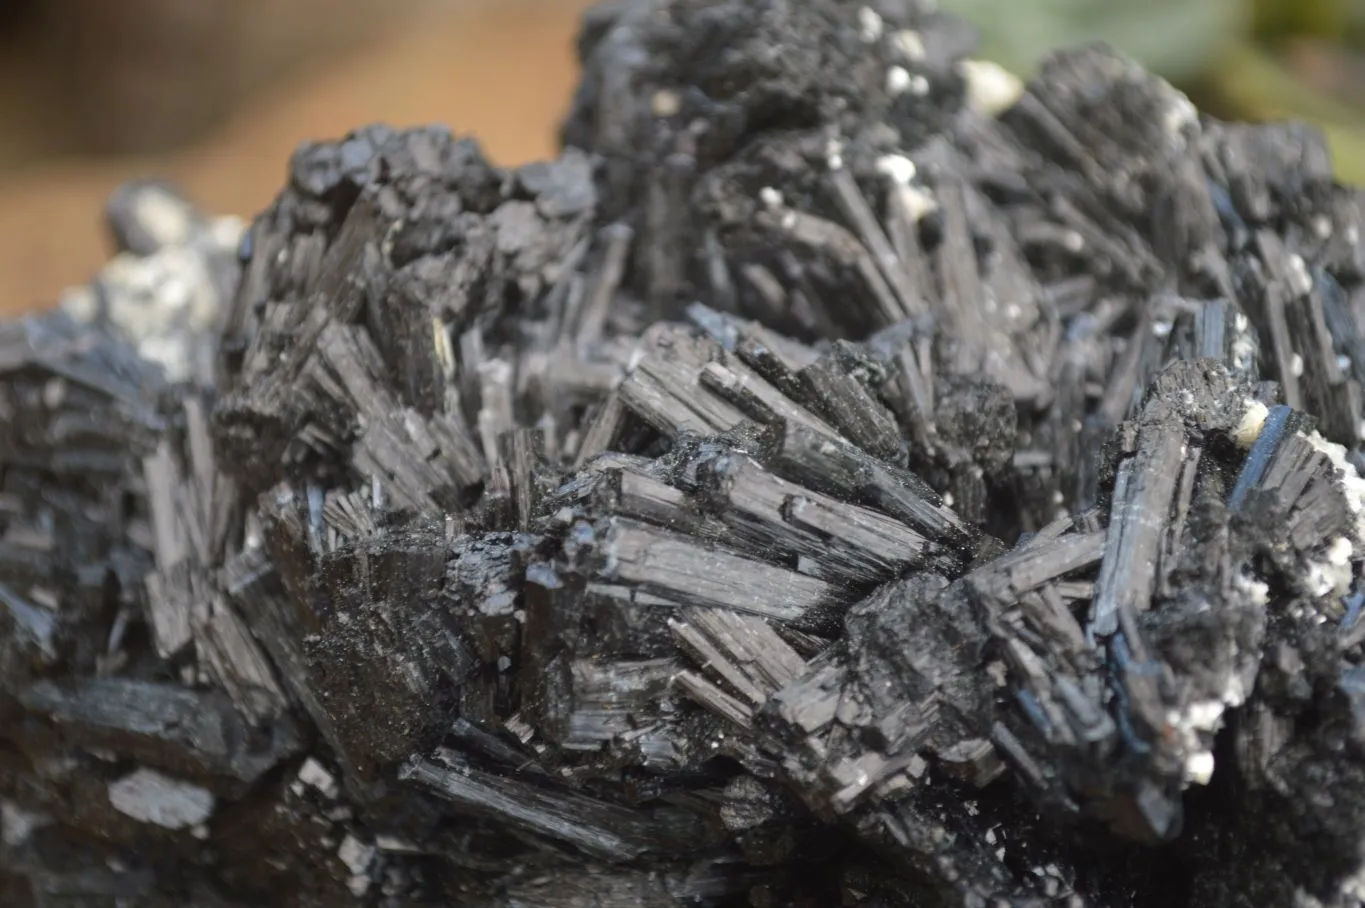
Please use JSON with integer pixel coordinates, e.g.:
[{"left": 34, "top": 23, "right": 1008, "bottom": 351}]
[{"left": 5, "top": 1, "right": 1365, "bottom": 905}]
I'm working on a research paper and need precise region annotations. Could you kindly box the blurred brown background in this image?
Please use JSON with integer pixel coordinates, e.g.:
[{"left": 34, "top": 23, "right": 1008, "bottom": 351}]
[
  {"left": 0, "top": 0, "right": 594, "bottom": 317},
  {"left": 1, "top": 0, "right": 1362, "bottom": 319}
]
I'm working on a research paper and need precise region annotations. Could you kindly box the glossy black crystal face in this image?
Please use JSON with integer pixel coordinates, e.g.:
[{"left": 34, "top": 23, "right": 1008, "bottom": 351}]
[{"left": 4, "top": 1, "right": 1365, "bottom": 906}]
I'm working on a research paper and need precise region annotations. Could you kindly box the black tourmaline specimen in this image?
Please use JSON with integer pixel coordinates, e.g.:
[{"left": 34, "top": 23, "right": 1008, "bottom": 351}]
[{"left": 8, "top": 1, "right": 1365, "bottom": 905}]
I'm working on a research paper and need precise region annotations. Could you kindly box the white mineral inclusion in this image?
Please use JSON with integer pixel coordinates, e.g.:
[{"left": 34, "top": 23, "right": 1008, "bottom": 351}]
[
  {"left": 96, "top": 242, "right": 225, "bottom": 382},
  {"left": 339, "top": 833, "right": 377, "bottom": 875},
  {"left": 1184, "top": 700, "right": 1226, "bottom": 731},
  {"left": 1167, "top": 699, "right": 1226, "bottom": 786},
  {"left": 1233, "top": 400, "right": 1269, "bottom": 449},
  {"left": 900, "top": 185, "right": 940, "bottom": 221},
  {"left": 298, "top": 756, "right": 340, "bottom": 799},
  {"left": 1345, "top": 866, "right": 1365, "bottom": 904},
  {"left": 432, "top": 316, "right": 457, "bottom": 379},
  {"left": 876, "top": 154, "right": 916, "bottom": 186},
  {"left": 137, "top": 336, "right": 189, "bottom": 376},
  {"left": 134, "top": 189, "right": 194, "bottom": 248},
  {"left": 886, "top": 65, "right": 912, "bottom": 95},
  {"left": 1162, "top": 91, "right": 1199, "bottom": 139},
  {"left": 1185, "top": 751, "right": 1216, "bottom": 786},
  {"left": 826, "top": 137, "right": 845, "bottom": 171},
  {"left": 877, "top": 154, "right": 940, "bottom": 221},
  {"left": 1329, "top": 535, "right": 1353, "bottom": 569},
  {"left": 1234, "top": 570, "right": 1269, "bottom": 611},
  {"left": 1230, "top": 313, "right": 1258, "bottom": 375},
  {"left": 957, "top": 59, "right": 1023, "bottom": 117},
  {"left": 210, "top": 214, "right": 246, "bottom": 252},
  {"left": 1308, "top": 536, "right": 1356, "bottom": 598},
  {"left": 1286, "top": 252, "right": 1314, "bottom": 297},
  {"left": 376, "top": 833, "right": 420, "bottom": 853},
  {"left": 340, "top": 837, "right": 377, "bottom": 897},
  {"left": 893, "top": 30, "right": 926, "bottom": 63},
  {"left": 108, "top": 768, "right": 215, "bottom": 830},
  {"left": 651, "top": 89, "right": 681, "bottom": 118},
  {"left": 857, "top": 6, "right": 883, "bottom": 43}
]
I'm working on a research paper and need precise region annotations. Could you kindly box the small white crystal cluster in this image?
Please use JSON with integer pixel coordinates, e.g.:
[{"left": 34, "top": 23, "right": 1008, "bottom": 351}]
[
  {"left": 61, "top": 184, "right": 244, "bottom": 385},
  {"left": 857, "top": 4, "right": 1022, "bottom": 116}
]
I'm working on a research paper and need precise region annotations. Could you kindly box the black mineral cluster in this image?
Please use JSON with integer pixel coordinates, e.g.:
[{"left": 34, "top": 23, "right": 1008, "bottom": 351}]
[{"left": 7, "top": 1, "right": 1365, "bottom": 905}]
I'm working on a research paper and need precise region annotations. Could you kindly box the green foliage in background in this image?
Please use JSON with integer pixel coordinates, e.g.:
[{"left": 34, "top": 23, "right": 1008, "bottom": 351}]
[{"left": 940, "top": 0, "right": 1365, "bottom": 185}]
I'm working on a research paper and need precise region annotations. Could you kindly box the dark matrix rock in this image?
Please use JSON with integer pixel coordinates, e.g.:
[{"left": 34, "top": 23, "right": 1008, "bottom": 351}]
[{"left": 7, "top": 1, "right": 1365, "bottom": 905}]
